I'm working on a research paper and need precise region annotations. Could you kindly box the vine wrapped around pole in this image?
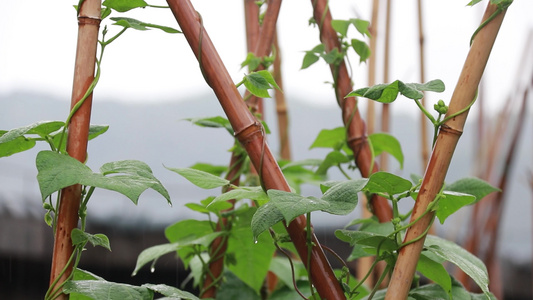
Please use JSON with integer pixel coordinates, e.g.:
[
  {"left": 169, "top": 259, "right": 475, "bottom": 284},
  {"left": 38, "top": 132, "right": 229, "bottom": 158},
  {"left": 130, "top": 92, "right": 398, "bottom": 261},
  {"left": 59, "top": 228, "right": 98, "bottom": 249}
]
[
  {"left": 48, "top": 1, "right": 101, "bottom": 299},
  {"left": 385, "top": 3, "right": 507, "bottom": 299},
  {"left": 310, "top": 0, "right": 393, "bottom": 223},
  {"left": 166, "top": 0, "right": 346, "bottom": 298}
]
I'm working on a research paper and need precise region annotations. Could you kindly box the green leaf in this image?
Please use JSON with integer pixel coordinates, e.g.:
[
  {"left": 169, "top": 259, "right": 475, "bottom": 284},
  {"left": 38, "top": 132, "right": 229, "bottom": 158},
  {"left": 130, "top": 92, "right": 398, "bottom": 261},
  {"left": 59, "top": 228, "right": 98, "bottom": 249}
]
[
  {"left": 436, "top": 191, "right": 476, "bottom": 224},
  {"left": 301, "top": 44, "right": 325, "bottom": 70},
  {"left": 0, "top": 133, "right": 36, "bottom": 157},
  {"left": 164, "top": 220, "right": 215, "bottom": 268},
  {"left": 241, "top": 52, "right": 262, "bottom": 71},
  {"left": 36, "top": 151, "right": 171, "bottom": 205},
  {"left": 166, "top": 167, "right": 230, "bottom": 189},
  {"left": 321, "top": 48, "right": 343, "bottom": 65},
  {"left": 301, "top": 52, "right": 320, "bottom": 70},
  {"left": 103, "top": 0, "right": 147, "bottom": 12},
  {"left": 425, "top": 235, "right": 491, "bottom": 298},
  {"left": 351, "top": 39, "right": 371, "bottom": 63},
  {"left": 111, "top": 17, "right": 181, "bottom": 33},
  {"left": 51, "top": 124, "right": 109, "bottom": 154},
  {"left": 216, "top": 271, "right": 262, "bottom": 300},
  {"left": 184, "top": 116, "right": 233, "bottom": 135},
  {"left": 364, "top": 171, "right": 412, "bottom": 195},
  {"left": 445, "top": 177, "right": 500, "bottom": 204},
  {"left": 210, "top": 186, "right": 268, "bottom": 207},
  {"left": 143, "top": 284, "right": 199, "bottom": 300},
  {"left": 331, "top": 19, "right": 351, "bottom": 37},
  {"left": 335, "top": 229, "right": 397, "bottom": 255},
  {"left": 467, "top": 0, "right": 483, "bottom": 6},
  {"left": 352, "top": 19, "right": 371, "bottom": 37},
  {"left": 369, "top": 133, "right": 404, "bottom": 169},
  {"left": 73, "top": 268, "right": 105, "bottom": 281},
  {"left": 133, "top": 232, "right": 222, "bottom": 276},
  {"left": 64, "top": 280, "right": 153, "bottom": 300},
  {"left": 321, "top": 179, "right": 366, "bottom": 215},
  {"left": 309, "top": 127, "right": 346, "bottom": 150},
  {"left": 416, "top": 252, "right": 452, "bottom": 298},
  {"left": 242, "top": 70, "right": 280, "bottom": 98},
  {"left": 269, "top": 257, "right": 306, "bottom": 290},
  {"left": 316, "top": 150, "right": 351, "bottom": 175},
  {"left": 227, "top": 208, "right": 276, "bottom": 292},
  {"left": 0, "top": 121, "right": 64, "bottom": 143},
  {"left": 251, "top": 201, "right": 284, "bottom": 239},
  {"left": 71, "top": 229, "right": 111, "bottom": 251},
  {"left": 346, "top": 79, "right": 445, "bottom": 101},
  {"left": 189, "top": 162, "right": 227, "bottom": 177},
  {"left": 268, "top": 190, "right": 329, "bottom": 223}
]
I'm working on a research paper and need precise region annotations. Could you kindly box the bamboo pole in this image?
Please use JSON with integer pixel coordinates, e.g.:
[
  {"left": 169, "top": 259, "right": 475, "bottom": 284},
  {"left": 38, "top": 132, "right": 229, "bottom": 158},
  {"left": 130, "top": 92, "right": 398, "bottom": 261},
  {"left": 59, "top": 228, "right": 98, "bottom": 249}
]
[
  {"left": 380, "top": 0, "right": 391, "bottom": 171},
  {"left": 366, "top": 0, "right": 380, "bottom": 136},
  {"left": 417, "top": 0, "right": 430, "bottom": 170},
  {"left": 385, "top": 4, "right": 507, "bottom": 299},
  {"left": 310, "top": 0, "right": 393, "bottom": 223},
  {"left": 357, "top": 0, "right": 381, "bottom": 286},
  {"left": 166, "top": 1, "right": 346, "bottom": 298},
  {"left": 48, "top": 1, "right": 101, "bottom": 299},
  {"left": 273, "top": 32, "right": 291, "bottom": 161}
]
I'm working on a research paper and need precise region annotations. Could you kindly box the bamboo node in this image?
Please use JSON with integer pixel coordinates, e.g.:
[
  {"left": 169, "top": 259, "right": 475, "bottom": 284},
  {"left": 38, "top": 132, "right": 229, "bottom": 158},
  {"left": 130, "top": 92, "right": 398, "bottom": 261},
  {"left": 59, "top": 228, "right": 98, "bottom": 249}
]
[
  {"left": 439, "top": 124, "right": 463, "bottom": 137},
  {"left": 78, "top": 16, "right": 101, "bottom": 26},
  {"left": 234, "top": 121, "right": 263, "bottom": 145}
]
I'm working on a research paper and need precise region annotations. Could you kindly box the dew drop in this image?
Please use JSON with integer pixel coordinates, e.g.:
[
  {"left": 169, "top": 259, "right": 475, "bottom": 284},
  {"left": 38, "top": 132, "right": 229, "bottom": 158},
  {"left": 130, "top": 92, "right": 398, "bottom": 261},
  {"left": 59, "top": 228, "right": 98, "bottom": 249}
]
[
  {"left": 168, "top": 202, "right": 173, "bottom": 207},
  {"left": 150, "top": 266, "right": 155, "bottom": 273},
  {"left": 254, "top": 238, "right": 258, "bottom": 244}
]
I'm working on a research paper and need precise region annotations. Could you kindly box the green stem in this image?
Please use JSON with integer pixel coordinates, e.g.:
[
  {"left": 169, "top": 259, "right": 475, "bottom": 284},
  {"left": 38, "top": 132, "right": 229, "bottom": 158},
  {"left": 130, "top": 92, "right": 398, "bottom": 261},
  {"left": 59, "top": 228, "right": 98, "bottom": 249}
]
[
  {"left": 366, "top": 263, "right": 392, "bottom": 300},
  {"left": 306, "top": 212, "right": 316, "bottom": 297}
]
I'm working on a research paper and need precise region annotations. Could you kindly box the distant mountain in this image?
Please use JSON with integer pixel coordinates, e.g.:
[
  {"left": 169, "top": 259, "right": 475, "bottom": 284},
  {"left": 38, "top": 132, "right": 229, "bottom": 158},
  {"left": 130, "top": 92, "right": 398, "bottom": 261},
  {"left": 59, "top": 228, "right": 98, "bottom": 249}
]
[{"left": 0, "top": 91, "right": 531, "bottom": 262}]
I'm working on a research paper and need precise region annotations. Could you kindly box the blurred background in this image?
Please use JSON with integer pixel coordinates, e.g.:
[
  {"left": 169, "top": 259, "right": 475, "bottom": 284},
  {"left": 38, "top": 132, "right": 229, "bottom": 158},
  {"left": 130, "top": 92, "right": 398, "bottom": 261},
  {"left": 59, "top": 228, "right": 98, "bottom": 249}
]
[{"left": 0, "top": 0, "right": 532, "bottom": 299}]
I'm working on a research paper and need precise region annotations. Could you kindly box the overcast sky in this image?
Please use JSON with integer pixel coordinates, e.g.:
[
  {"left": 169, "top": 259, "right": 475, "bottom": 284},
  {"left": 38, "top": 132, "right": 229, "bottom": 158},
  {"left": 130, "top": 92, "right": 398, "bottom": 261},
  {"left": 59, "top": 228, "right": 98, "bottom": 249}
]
[{"left": 1, "top": 1, "right": 532, "bottom": 115}]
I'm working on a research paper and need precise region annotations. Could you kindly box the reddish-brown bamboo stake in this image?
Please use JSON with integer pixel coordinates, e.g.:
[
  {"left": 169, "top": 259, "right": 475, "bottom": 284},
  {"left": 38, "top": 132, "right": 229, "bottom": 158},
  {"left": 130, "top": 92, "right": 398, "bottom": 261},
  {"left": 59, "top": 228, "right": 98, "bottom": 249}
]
[
  {"left": 166, "top": 1, "right": 346, "bottom": 298},
  {"left": 202, "top": 153, "right": 244, "bottom": 298},
  {"left": 48, "top": 1, "right": 101, "bottom": 299},
  {"left": 484, "top": 87, "right": 528, "bottom": 299},
  {"left": 385, "top": 4, "right": 507, "bottom": 299},
  {"left": 416, "top": 0, "right": 430, "bottom": 171},
  {"left": 273, "top": 32, "right": 291, "bottom": 161},
  {"left": 310, "top": 0, "right": 393, "bottom": 223}
]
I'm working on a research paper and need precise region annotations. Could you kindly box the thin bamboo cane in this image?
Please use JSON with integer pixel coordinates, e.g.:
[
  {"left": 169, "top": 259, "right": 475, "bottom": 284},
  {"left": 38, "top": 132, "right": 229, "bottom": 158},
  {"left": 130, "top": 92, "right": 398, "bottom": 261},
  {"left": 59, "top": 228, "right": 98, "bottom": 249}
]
[
  {"left": 380, "top": 0, "right": 391, "bottom": 172},
  {"left": 48, "top": 1, "right": 101, "bottom": 299},
  {"left": 416, "top": 0, "right": 429, "bottom": 171},
  {"left": 273, "top": 32, "right": 291, "bottom": 161},
  {"left": 166, "top": 1, "right": 346, "bottom": 298},
  {"left": 483, "top": 87, "right": 529, "bottom": 299},
  {"left": 310, "top": 0, "right": 393, "bottom": 223},
  {"left": 201, "top": 153, "right": 244, "bottom": 298},
  {"left": 357, "top": 0, "right": 381, "bottom": 286},
  {"left": 385, "top": 4, "right": 507, "bottom": 299},
  {"left": 366, "top": 0, "right": 380, "bottom": 136}
]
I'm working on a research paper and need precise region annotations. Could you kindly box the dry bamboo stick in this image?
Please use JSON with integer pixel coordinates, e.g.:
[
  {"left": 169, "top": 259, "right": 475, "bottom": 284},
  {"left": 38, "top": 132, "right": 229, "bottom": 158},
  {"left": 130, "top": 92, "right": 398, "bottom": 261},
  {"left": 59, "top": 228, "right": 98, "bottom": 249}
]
[
  {"left": 380, "top": 0, "right": 391, "bottom": 171},
  {"left": 310, "top": 0, "right": 393, "bottom": 223},
  {"left": 273, "top": 32, "right": 291, "bottom": 161},
  {"left": 48, "top": 1, "right": 101, "bottom": 299},
  {"left": 385, "top": 3, "right": 507, "bottom": 299},
  {"left": 416, "top": 0, "right": 430, "bottom": 171},
  {"left": 358, "top": 0, "right": 381, "bottom": 286},
  {"left": 366, "top": 0, "right": 380, "bottom": 136},
  {"left": 166, "top": 0, "right": 346, "bottom": 298}
]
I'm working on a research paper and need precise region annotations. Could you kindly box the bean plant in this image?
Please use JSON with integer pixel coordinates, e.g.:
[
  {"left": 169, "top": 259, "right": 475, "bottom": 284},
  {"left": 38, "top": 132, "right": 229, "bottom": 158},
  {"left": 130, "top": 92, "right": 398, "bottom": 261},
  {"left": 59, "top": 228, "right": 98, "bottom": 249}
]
[{"left": 0, "top": 0, "right": 512, "bottom": 299}]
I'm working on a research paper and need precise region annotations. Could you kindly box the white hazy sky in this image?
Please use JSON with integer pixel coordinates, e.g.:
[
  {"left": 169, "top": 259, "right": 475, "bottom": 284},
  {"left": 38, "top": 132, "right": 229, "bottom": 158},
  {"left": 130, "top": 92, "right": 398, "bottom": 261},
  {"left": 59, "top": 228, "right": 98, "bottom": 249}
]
[{"left": 0, "top": 1, "right": 532, "bottom": 114}]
